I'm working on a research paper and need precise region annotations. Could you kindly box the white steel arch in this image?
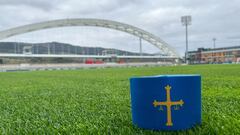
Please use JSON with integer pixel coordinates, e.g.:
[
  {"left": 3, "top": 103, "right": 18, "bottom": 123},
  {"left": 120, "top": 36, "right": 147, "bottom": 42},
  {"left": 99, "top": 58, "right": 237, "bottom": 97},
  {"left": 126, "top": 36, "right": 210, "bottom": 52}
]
[{"left": 0, "top": 18, "right": 179, "bottom": 57}]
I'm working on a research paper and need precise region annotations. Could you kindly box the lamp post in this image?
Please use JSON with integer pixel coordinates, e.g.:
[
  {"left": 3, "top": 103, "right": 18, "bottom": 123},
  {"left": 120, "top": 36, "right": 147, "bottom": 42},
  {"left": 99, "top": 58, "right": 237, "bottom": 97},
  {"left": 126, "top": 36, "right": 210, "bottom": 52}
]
[
  {"left": 212, "top": 38, "right": 216, "bottom": 64},
  {"left": 213, "top": 38, "right": 216, "bottom": 48},
  {"left": 181, "top": 16, "right": 192, "bottom": 64},
  {"left": 139, "top": 37, "right": 142, "bottom": 56}
]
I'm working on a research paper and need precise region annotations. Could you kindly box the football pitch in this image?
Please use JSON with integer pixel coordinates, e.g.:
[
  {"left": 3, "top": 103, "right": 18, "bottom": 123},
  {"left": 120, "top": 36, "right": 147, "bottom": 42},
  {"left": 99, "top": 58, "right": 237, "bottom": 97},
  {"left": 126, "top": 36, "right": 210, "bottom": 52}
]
[{"left": 0, "top": 64, "right": 240, "bottom": 134}]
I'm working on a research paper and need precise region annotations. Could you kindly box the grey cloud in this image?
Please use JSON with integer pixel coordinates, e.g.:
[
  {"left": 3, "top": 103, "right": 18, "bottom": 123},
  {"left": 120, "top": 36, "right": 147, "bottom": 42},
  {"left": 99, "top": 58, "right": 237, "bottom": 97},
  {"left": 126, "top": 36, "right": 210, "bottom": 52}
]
[
  {"left": 1, "top": 0, "right": 240, "bottom": 55},
  {"left": 0, "top": 0, "right": 57, "bottom": 10}
]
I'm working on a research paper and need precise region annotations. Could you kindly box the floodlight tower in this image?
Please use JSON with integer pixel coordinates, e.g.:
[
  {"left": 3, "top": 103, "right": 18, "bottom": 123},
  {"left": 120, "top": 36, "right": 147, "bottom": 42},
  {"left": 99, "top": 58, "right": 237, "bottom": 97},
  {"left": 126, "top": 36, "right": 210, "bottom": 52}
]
[{"left": 181, "top": 15, "right": 192, "bottom": 64}]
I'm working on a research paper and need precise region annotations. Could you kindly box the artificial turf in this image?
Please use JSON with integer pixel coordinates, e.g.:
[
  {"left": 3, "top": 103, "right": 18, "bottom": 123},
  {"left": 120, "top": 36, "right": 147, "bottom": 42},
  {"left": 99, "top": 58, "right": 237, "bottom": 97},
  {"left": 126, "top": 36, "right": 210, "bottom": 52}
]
[{"left": 0, "top": 64, "right": 240, "bottom": 134}]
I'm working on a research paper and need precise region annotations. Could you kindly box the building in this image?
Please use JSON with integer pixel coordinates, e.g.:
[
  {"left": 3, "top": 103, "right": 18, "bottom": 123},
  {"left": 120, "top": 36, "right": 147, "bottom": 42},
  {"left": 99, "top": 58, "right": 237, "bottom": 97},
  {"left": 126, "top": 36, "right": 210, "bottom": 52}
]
[{"left": 188, "top": 46, "right": 240, "bottom": 64}]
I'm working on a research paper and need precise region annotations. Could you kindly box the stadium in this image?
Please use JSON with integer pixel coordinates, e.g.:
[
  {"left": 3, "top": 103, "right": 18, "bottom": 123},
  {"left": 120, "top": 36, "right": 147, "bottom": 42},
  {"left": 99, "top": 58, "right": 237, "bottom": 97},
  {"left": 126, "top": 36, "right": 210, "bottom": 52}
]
[{"left": 0, "top": 1, "right": 240, "bottom": 134}]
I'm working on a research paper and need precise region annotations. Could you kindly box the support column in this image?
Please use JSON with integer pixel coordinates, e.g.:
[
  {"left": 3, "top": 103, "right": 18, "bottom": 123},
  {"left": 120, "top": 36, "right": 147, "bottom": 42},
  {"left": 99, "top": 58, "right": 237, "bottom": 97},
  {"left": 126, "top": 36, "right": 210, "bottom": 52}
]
[{"left": 139, "top": 37, "right": 142, "bottom": 56}]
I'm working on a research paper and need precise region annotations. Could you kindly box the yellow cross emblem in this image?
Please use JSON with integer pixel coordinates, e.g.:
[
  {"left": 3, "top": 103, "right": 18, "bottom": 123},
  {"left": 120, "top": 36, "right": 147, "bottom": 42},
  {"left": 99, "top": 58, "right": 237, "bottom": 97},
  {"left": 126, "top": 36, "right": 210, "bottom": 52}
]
[{"left": 153, "top": 85, "right": 184, "bottom": 126}]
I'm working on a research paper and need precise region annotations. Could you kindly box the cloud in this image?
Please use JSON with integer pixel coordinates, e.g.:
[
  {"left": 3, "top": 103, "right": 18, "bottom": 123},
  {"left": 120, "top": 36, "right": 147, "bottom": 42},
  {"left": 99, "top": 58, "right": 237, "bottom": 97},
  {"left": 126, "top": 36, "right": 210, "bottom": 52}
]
[
  {"left": 0, "top": 0, "right": 57, "bottom": 11},
  {"left": 0, "top": 0, "right": 240, "bottom": 55}
]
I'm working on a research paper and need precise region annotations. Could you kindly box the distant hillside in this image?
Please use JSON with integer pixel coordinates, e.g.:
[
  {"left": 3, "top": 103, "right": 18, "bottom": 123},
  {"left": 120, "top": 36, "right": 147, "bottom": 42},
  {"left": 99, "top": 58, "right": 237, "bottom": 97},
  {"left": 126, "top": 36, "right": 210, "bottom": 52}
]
[{"left": 0, "top": 42, "right": 152, "bottom": 56}]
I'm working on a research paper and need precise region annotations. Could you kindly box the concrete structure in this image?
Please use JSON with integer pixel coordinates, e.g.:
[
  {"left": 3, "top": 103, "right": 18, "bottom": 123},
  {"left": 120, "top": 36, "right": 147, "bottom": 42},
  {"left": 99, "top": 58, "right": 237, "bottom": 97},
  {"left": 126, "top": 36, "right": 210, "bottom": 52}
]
[
  {"left": 0, "top": 18, "right": 179, "bottom": 57},
  {"left": 188, "top": 46, "right": 240, "bottom": 64},
  {"left": 23, "top": 45, "right": 32, "bottom": 54},
  {"left": 0, "top": 62, "right": 176, "bottom": 72}
]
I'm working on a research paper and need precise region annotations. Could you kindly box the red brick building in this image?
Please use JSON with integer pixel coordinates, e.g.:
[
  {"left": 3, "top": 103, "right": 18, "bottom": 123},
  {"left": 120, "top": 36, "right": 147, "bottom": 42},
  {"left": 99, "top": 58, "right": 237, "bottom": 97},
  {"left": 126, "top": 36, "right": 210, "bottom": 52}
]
[{"left": 188, "top": 46, "right": 240, "bottom": 64}]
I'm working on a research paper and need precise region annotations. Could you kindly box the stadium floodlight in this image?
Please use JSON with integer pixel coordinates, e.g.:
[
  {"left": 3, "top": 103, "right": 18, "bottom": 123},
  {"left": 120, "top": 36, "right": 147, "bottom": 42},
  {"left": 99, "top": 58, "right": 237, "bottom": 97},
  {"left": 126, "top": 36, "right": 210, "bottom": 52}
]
[
  {"left": 181, "top": 15, "right": 192, "bottom": 64},
  {"left": 181, "top": 16, "right": 192, "bottom": 26}
]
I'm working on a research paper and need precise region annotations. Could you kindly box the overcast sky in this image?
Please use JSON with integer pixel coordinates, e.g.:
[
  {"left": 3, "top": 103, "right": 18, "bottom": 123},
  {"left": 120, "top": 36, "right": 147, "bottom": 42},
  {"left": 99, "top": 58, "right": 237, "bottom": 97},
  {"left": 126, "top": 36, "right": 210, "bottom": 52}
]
[{"left": 0, "top": 0, "right": 240, "bottom": 55}]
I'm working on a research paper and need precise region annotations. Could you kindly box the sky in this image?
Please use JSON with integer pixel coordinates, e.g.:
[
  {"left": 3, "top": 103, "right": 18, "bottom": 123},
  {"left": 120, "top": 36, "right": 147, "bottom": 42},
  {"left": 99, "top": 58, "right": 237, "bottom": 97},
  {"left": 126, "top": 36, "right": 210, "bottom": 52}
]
[{"left": 0, "top": 0, "right": 240, "bottom": 56}]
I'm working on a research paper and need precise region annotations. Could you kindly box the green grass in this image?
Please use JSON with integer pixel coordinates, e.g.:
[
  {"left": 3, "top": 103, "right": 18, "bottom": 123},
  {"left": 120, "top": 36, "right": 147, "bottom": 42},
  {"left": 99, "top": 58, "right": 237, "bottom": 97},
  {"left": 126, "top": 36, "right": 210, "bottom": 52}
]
[{"left": 0, "top": 64, "right": 240, "bottom": 134}]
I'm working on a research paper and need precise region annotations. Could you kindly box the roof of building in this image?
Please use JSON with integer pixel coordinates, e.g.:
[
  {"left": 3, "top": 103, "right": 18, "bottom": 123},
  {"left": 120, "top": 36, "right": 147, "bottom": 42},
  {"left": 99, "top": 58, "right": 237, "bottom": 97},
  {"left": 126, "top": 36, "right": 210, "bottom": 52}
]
[{"left": 189, "top": 45, "right": 240, "bottom": 53}]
